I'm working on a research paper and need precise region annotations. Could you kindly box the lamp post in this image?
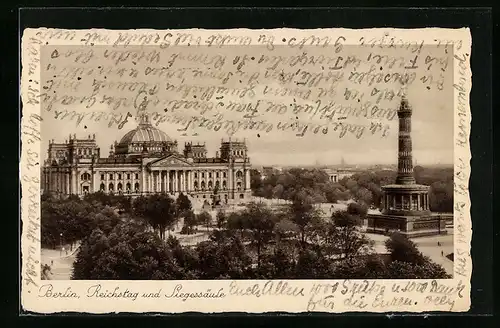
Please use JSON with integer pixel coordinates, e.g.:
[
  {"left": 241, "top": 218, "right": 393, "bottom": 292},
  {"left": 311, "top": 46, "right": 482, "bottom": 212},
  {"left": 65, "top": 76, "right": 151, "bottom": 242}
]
[{"left": 59, "top": 233, "right": 63, "bottom": 257}]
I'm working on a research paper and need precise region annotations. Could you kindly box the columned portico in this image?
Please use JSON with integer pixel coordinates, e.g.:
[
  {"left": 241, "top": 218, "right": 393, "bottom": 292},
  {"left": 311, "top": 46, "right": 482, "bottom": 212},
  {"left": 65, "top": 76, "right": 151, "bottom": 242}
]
[{"left": 384, "top": 191, "right": 430, "bottom": 212}]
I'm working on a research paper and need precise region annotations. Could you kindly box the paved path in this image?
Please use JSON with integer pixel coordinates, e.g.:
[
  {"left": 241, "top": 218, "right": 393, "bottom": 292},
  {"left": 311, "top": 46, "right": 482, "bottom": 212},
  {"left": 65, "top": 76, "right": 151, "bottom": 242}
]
[
  {"left": 41, "top": 244, "right": 78, "bottom": 280},
  {"left": 364, "top": 231, "right": 455, "bottom": 276}
]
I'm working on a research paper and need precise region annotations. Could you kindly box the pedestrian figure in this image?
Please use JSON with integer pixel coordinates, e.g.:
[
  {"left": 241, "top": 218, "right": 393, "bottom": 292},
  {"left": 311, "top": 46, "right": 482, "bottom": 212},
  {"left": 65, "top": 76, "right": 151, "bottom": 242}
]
[
  {"left": 438, "top": 241, "right": 441, "bottom": 246},
  {"left": 441, "top": 250, "right": 444, "bottom": 256},
  {"left": 51, "top": 260, "right": 53, "bottom": 266}
]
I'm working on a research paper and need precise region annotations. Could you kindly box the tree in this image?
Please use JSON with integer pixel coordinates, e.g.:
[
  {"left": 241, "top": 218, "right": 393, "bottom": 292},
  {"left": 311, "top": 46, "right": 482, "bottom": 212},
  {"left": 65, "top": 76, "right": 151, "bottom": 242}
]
[
  {"left": 386, "top": 260, "right": 451, "bottom": 279},
  {"left": 72, "top": 228, "right": 111, "bottom": 279},
  {"left": 87, "top": 206, "right": 122, "bottom": 235},
  {"left": 41, "top": 198, "right": 95, "bottom": 249},
  {"left": 274, "top": 218, "right": 299, "bottom": 248},
  {"left": 216, "top": 210, "right": 227, "bottom": 229},
  {"left": 111, "top": 194, "right": 132, "bottom": 214},
  {"left": 133, "top": 194, "right": 177, "bottom": 240},
  {"left": 72, "top": 220, "right": 186, "bottom": 280},
  {"left": 41, "top": 264, "right": 53, "bottom": 280},
  {"left": 166, "top": 235, "right": 200, "bottom": 279},
  {"left": 255, "top": 246, "right": 295, "bottom": 279},
  {"left": 197, "top": 211, "right": 212, "bottom": 232},
  {"left": 331, "top": 256, "right": 388, "bottom": 279},
  {"left": 272, "top": 184, "right": 284, "bottom": 200},
  {"left": 344, "top": 179, "right": 359, "bottom": 194},
  {"left": 330, "top": 210, "right": 373, "bottom": 259},
  {"left": 175, "top": 193, "right": 192, "bottom": 216},
  {"left": 195, "top": 234, "right": 253, "bottom": 279},
  {"left": 295, "top": 249, "right": 332, "bottom": 279},
  {"left": 429, "top": 181, "right": 454, "bottom": 212},
  {"left": 385, "top": 232, "right": 425, "bottom": 265},
  {"left": 241, "top": 203, "right": 278, "bottom": 267},
  {"left": 254, "top": 168, "right": 345, "bottom": 203},
  {"left": 323, "top": 183, "right": 341, "bottom": 203},
  {"left": 288, "top": 196, "right": 323, "bottom": 250},
  {"left": 41, "top": 191, "right": 53, "bottom": 202},
  {"left": 347, "top": 202, "right": 368, "bottom": 217},
  {"left": 355, "top": 187, "right": 373, "bottom": 204},
  {"left": 226, "top": 212, "right": 246, "bottom": 238},
  {"left": 83, "top": 191, "right": 112, "bottom": 207},
  {"left": 182, "top": 210, "right": 197, "bottom": 235},
  {"left": 250, "top": 169, "right": 263, "bottom": 192},
  {"left": 366, "top": 182, "right": 383, "bottom": 208}
]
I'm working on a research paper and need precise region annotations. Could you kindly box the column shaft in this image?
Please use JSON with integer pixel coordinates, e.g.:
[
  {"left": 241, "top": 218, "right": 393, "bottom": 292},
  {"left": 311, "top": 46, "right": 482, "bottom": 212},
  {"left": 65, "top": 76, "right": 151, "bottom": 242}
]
[
  {"left": 182, "top": 171, "right": 185, "bottom": 192},
  {"left": 245, "top": 169, "right": 251, "bottom": 189},
  {"left": 141, "top": 168, "right": 146, "bottom": 194},
  {"left": 166, "top": 170, "right": 170, "bottom": 192}
]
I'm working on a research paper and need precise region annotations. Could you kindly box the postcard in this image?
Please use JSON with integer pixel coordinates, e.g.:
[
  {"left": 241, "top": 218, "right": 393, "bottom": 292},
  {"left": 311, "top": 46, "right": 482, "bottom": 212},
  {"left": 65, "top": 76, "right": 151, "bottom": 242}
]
[{"left": 20, "top": 27, "right": 471, "bottom": 313}]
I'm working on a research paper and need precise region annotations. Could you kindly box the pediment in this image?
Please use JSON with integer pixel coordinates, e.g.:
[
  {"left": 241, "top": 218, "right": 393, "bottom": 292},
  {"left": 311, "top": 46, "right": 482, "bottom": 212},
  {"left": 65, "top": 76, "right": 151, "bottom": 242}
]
[{"left": 149, "top": 155, "right": 192, "bottom": 168}]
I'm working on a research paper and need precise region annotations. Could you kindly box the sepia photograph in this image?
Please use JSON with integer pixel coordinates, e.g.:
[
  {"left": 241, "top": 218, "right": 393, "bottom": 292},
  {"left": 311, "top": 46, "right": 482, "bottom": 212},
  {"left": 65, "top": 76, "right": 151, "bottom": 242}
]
[
  {"left": 21, "top": 26, "right": 472, "bottom": 313},
  {"left": 38, "top": 38, "right": 454, "bottom": 282}
]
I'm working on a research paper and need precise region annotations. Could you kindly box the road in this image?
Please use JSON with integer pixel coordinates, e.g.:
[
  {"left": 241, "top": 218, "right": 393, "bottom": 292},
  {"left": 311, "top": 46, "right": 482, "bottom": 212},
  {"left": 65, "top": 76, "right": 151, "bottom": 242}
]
[
  {"left": 364, "top": 230, "right": 455, "bottom": 276},
  {"left": 40, "top": 245, "right": 78, "bottom": 280}
]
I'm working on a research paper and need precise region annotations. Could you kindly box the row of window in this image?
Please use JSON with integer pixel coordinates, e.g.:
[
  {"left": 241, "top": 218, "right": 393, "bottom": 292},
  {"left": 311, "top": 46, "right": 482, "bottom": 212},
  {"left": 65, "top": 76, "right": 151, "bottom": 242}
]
[
  {"left": 191, "top": 152, "right": 207, "bottom": 157},
  {"left": 230, "top": 150, "right": 245, "bottom": 156},
  {"left": 98, "top": 182, "right": 245, "bottom": 194},
  {"left": 101, "top": 173, "right": 140, "bottom": 180},
  {"left": 97, "top": 171, "right": 246, "bottom": 181},
  {"left": 81, "top": 173, "right": 91, "bottom": 181},
  {"left": 129, "top": 146, "right": 173, "bottom": 152},
  {"left": 194, "top": 194, "right": 245, "bottom": 199},
  {"left": 193, "top": 171, "right": 244, "bottom": 179},
  {"left": 194, "top": 171, "right": 228, "bottom": 179},
  {"left": 77, "top": 148, "right": 95, "bottom": 156},
  {"left": 192, "top": 182, "right": 244, "bottom": 192},
  {"left": 100, "top": 182, "right": 140, "bottom": 192}
]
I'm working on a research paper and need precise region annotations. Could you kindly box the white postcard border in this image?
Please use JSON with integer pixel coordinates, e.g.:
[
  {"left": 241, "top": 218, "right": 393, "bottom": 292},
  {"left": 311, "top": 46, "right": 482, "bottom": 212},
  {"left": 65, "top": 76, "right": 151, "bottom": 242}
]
[{"left": 20, "top": 27, "right": 472, "bottom": 313}]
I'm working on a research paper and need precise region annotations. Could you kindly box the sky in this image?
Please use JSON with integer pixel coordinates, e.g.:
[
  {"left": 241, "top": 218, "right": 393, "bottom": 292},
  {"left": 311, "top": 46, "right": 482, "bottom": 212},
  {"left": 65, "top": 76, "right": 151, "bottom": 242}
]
[{"left": 39, "top": 44, "right": 453, "bottom": 166}]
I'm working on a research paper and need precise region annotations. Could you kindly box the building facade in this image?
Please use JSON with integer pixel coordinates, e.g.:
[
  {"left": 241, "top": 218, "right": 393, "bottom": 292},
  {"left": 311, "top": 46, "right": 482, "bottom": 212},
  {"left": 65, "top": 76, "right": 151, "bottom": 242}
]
[
  {"left": 42, "top": 116, "right": 252, "bottom": 203},
  {"left": 324, "top": 168, "right": 358, "bottom": 183}
]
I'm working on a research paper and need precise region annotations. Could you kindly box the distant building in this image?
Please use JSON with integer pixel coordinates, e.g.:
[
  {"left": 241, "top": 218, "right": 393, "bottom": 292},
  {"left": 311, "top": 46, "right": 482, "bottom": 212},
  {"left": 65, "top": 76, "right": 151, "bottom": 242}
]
[
  {"left": 324, "top": 168, "right": 359, "bottom": 183},
  {"left": 41, "top": 114, "right": 252, "bottom": 203},
  {"left": 261, "top": 166, "right": 283, "bottom": 180}
]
